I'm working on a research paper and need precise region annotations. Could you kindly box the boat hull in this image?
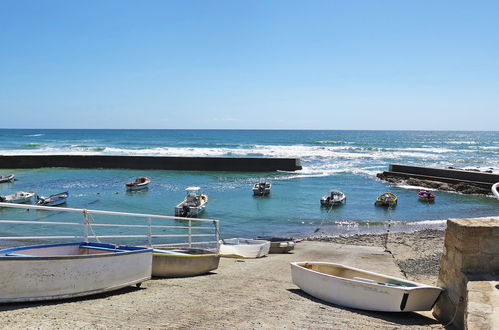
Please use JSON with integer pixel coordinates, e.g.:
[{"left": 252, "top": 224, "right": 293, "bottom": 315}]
[
  {"left": 0, "top": 243, "right": 152, "bottom": 303},
  {"left": 219, "top": 238, "right": 270, "bottom": 258},
  {"left": 152, "top": 248, "right": 220, "bottom": 277},
  {"left": 290, "top": 262, "right": 442, "bottom": 312}
]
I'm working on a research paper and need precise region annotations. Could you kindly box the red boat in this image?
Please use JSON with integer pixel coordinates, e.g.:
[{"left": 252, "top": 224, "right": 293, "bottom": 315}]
[
  {"left": 125, "top": 177, "right": 151, "bottom": 191},
  {"left": 418, "top": 189, "right": 435, "bottom": 201}
]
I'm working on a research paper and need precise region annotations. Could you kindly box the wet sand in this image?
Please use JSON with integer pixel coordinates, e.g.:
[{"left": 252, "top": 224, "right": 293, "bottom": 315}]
[{"left": 0, "top": 229, "right": 445, "bottom": 329}]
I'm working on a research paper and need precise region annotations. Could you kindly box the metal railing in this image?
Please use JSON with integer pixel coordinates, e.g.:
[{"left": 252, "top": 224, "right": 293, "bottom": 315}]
[{"left": 0, "top": 202, "right": 220, "bottom": 250}]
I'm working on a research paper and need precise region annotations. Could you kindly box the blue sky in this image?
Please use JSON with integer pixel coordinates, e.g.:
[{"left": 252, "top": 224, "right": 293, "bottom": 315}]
[{"left": 1, "top": 1, "right": 498, "bottom": 130}]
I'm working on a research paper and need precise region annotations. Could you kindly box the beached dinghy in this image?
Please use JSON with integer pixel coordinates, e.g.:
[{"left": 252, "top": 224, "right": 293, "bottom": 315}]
[
  {"left": 320, "top": 190, "right": 346, "bottom": 206},
  {"left": 252, "top": 182, "right": 271, "bottom": 196},
  {"left": 417, "top": 189, "right": 435, "bottom": 201},
  {"left": 125, "top": 176, "right": 151, "bottom": 191},
  {"left": 0, "top": 242, "right": 152, "bottom": 303},
  {"left": 255, "top": 236, "right": 295, "bottom": 254},
  {"left": 0, "top": 174, "right": 15, "bottom": 183},
  {"left": 375, "top": 192, "right": 398, "bottom": 206},
  {"left": 35, "top": 191, "right": 69, "bottom": 206},
  {"left": 174, "top": 187, "right": 208, "bottom": 217},
  {"left": 290, "top": 262, "right": 443, "bottom": 312},
  {"left": 152, "top": 247, "right": 220, "bottom": 277},
  {"left": 0, "top": 191, "right": 35, "bottom": 204},
  {"left": 219, "top": 238, "right": 270, "bottom": 258}
]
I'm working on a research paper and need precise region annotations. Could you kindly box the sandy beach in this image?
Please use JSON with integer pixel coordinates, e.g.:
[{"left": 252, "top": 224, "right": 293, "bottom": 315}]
[{"left": 0, "top": 229, "right": 446, "bottom": 330}]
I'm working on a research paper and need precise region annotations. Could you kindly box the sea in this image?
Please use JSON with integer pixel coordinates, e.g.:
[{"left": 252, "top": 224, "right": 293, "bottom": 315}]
[{"left": 0, "top": 129, "right": 498, "bottom": 244}]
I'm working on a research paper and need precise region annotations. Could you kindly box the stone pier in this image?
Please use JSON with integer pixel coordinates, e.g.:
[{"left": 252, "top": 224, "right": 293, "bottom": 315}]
[{"left": 433, "top": 217, "right": 499, "bottom": 329}]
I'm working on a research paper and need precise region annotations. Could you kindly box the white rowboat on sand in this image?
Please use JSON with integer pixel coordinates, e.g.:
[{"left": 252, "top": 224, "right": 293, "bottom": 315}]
[
  {"left": 290, "top": 262, "right": 443, "bottom": 312},
  {"left": 0, "top": 242, "right": 152, "bottom": 303},
  {"left": 219, "top": 238, "right": 270, "bottom": 258}
]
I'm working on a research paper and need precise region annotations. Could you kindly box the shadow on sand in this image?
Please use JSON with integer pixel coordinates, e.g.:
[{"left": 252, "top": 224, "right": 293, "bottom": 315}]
[{"left": 288, "top": 288, "right": 447, "bottom": 328}]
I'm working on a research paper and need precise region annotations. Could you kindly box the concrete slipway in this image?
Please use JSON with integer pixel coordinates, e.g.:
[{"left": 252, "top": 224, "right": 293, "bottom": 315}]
[{"left": 0, "top": 242, "right": 441, "bottom": 329}]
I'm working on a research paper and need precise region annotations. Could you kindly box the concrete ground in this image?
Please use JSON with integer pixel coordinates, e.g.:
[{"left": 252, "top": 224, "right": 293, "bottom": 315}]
[{"left": 0, "top": 241, "right": 443, "bottom": 329}]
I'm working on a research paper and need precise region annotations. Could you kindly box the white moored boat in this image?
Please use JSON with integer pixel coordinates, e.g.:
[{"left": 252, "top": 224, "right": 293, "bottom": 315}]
[
  {"left": 174, "top": 187, "right": 208, "bottom": 217},
  {"left": 0, "top": 174, "right": 15, "bottom": 183},
  {"left": 125, "top": 176, "right": 151, "bottom": 191},
  {"left": 320, "top": 190, "right": 346, "bottom": 206},
  {"left": 290, "top": 262, "right": 443, "bottom": 312},
  {"left": 0, "top": 191, "right": 35, "bottom": 204},
  {"left": 252, "top": 182, "right": 271, "bottom": 196},
  {"left": 219, "top": 238, "right": 270, "bottom": 258},
  {"left": 0, "top": 242, "right": 152, "bottom": 303},
  {"left": 152, "top": 247, "right": 220, "bottom": 277}
]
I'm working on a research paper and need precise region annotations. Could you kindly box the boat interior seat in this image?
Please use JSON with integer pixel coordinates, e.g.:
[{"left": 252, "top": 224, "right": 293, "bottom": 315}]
[{"left": 79, "top": 245, "right": 128, "bottom": 252}]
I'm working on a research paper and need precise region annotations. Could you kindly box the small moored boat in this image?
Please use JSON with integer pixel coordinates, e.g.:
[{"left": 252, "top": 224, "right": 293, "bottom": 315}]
[
  {"left": 0, "top": 174, "right": 15, "bottom": 183},
  {"left": 219, "top": 238, "right": 270, "bottom": 258},
  {"left": 320, "top": 190, "right": 346, "bottom": 206},
  {"left": 35, "top": 191, "right": 69, "bottom": 206},
  {"left": 375, "top": 192, "right": 397, "bottom": 206},
  {"left": 174, "top": 187, "right": 208, "bottom": 217},
  {"left": 0, "top": 191, "right": 35, "bottom": 204},
  {"left": 125, "top": 176, "right": 151, "bottom": 191},
  {"left": 418, "top": 189, "right": 435, "bottom": 201},
  {"left": 0, "top": 242, "right": 152, "bottom": 303},
  {"left": 152, "top": 247, "right": 220, "bottom": 277},
  {"left": 252, "top": 182, "right": 271, "bottom": 196},
  {"left": 290, "top": 262, "right": 443, "bottom": 312}
]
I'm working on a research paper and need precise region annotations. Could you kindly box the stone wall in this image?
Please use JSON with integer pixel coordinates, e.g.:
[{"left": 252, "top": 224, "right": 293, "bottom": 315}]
[{"left": 433, "top": 217, "right": 499, "bottom": 329}]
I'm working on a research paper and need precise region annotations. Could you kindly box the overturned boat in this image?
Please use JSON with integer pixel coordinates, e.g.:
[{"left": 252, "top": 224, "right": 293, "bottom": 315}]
[
  {"left": 219, "top": 238, "right": 270, "bottom": 258},
  {"left": 291, "top": 262, "right": 442, "bottom": 312},
  {"left": 152, "top": 247, "right": 220, "bottom": 277},
  {"left": 0, "top": 242, "right": 152, "bottom": 303},
  {"left": 255, "top": 236, "right": 295, "bottom": 254}
]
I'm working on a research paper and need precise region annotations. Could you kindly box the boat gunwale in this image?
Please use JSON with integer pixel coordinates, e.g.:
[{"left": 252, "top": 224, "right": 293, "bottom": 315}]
[
  {"left": 0, "top": 242, "right": 153, "bottom": 260},
  {"left": 291, "top": 261, "right": 442, "bottom": 291}
]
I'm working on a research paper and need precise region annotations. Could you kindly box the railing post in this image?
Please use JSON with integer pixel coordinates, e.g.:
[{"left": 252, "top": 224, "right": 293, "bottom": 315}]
[
  {"left": 188, "top": 219, "right": 192, "bottom": 248},
  {"left": 215, "top": 220, "right": 220, "bottom": 252},
  {"left": 82, "top": 209, "right": 89, "bottom": 242},
  {"left": 147, "top": 217, "right": 152, "bottom": 247}
]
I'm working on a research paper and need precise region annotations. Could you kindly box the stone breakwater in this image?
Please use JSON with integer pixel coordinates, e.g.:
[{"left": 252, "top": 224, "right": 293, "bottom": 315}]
[{"left": 377, "top": 164, "right": 499, "bottom": 195}]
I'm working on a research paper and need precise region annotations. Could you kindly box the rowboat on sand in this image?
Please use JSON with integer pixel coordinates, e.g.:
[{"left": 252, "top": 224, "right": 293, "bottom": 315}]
[
  {"left": 0, "top": 191, "right": 35, "bottom": 204},
  {"left": 125, "top": 176, "right": 151, "bottom": 191},
  {"left": 375, "top": 192, "right": 398, "bottom": 206},
  {"left": 255, "top": 236, "right": 295, "bottom": 254},
  {"left": 219, "top": 238, "right": 270, "bottom": 258},
  {"left": 290, "top": 262, "right": 443, "bottom": 312},
  {"left": 0, "top": 174, "right": 15, "bottom": 183},
  {"left": 35, "top": 191, "right": 69, "bottom": 206},
  {"left": 152, "top": 247, "right": 220, "bottom": 277},
  {"left": 0, "top": 242, "right": 152, "bottom": 303}
]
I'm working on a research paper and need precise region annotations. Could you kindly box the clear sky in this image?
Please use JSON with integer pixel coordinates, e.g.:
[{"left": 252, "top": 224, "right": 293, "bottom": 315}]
[{"left": 1, "top": 1, "right": 498, "bottom": 130}]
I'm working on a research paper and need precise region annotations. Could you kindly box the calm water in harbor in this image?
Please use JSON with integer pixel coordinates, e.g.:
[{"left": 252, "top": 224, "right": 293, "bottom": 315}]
[{"left": 0, "top": 129, "right": 498, "bottom": 241}]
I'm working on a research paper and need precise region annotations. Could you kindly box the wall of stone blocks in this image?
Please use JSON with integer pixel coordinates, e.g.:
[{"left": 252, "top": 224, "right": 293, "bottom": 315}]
[{"left": 433, "top": 217, "right": 499, "bottom": 329}]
